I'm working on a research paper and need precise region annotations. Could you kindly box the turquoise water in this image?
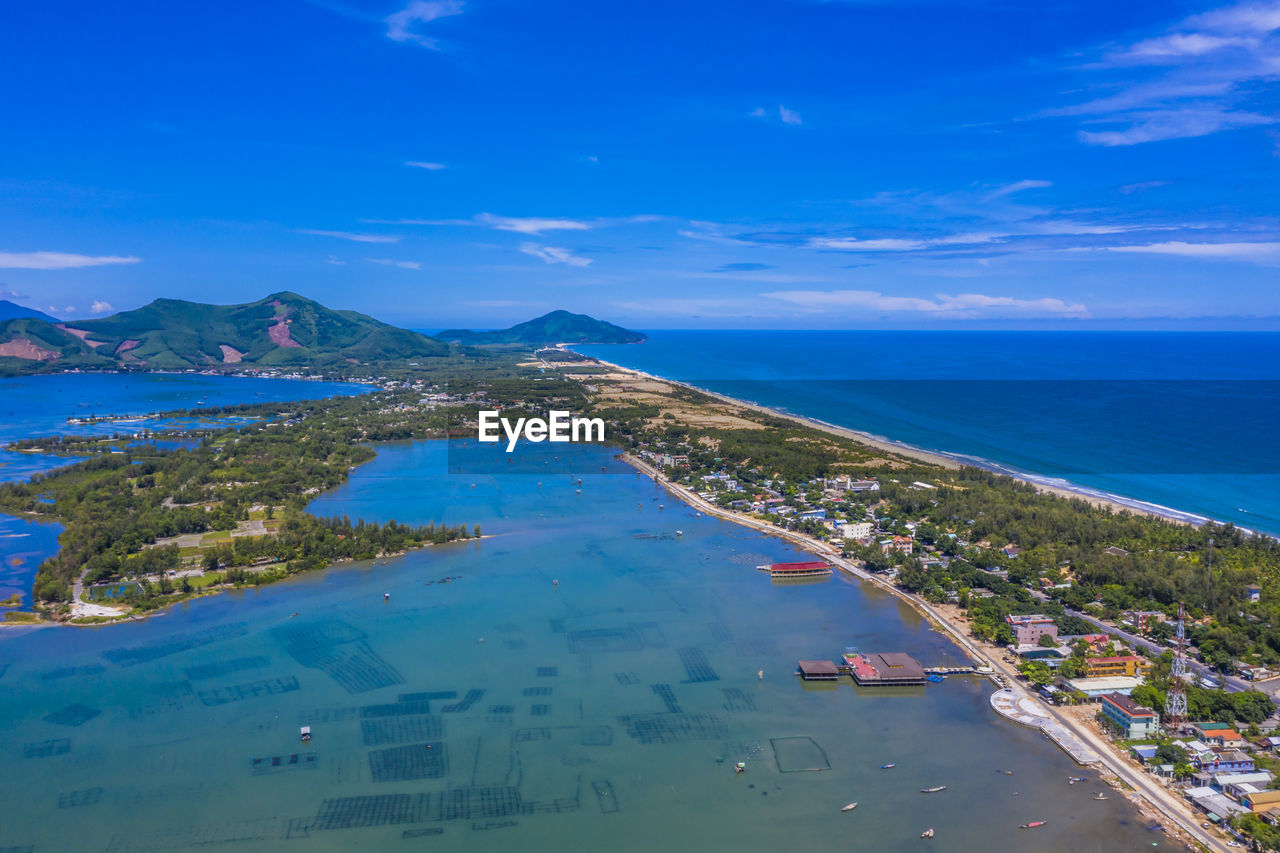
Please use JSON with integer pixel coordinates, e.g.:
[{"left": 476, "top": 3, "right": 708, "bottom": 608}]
[
  {"left": 0, "top": 373, "right": 370, "bottom": 607},
  {"left": 577, "top": 331, "right": 1280, "bottom": 535},
  {"left": 0, "top": 440, "right": 1168, "bottom": 851}
]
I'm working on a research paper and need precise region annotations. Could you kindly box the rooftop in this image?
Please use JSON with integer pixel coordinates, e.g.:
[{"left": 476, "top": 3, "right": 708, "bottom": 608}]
[{"left": 1100, "top": 692, "right": 1156, "bottom": 718}]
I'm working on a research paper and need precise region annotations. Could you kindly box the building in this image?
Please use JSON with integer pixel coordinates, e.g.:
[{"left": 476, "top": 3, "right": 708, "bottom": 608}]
[
  {"left": 1185, "top": 786, "right": 1249, "bottom": 820},
  {"left": 1098, "top": 692, "right": 1160, "bottom": 738},
  {"left": 797, "top": 660, "right": 840, "bottom": 681},
  {"left": 1242, "top": 790, "right": 1280, "bottom": 814},
  {"left": 1063, "top": 675, "right": 1143, "bottom": 698},
  {"left": 1006, "top": 614, "right": 1058, "bottom": 646},
  {"left": 1246, "top": 584, "right": 1262, "bottom": 603},
  {"left": 1014, "top": 644, "right": 1071, "bottom": 667},
  {"left": 1203, "top": 750, "right": 1257, "bottom": 775},
  {"left": 844, "top": 651, "right": 926, "bottom": 686},
  {"left": 1210, "top": 771, "right": 1274, "bottom": 794},
  {"left": 880, "top": 536, "right": 913, "bottom": 556},
  {"left": 1126, "top": 610, "right": 1166, "bottom": 630},
  {"left": 1196, "top": 723, "right": 1245, "bottom": 747},
  {"left": 1083, "top": 655, "right": 1153, "bottom": 679},
  {"left": 840, "top": 521, "right": 873, "bottom": 541},
  {"left": 764, "top": 561, "right": 833, "bottom": 581}
]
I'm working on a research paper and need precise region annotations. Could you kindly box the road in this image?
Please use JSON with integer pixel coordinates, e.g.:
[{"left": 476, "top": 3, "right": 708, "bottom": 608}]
[{"left": 1062, "top": 606, "right": 1261, "bottom": 696}]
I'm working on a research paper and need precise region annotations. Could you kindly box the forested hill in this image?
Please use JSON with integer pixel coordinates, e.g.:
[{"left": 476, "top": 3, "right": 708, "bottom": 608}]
[
  {"left": 436, "top": 310, "right": 646, "bottom": 345},
  {"left": 0, "top": 291, "right": 452, "bottom": 373}
]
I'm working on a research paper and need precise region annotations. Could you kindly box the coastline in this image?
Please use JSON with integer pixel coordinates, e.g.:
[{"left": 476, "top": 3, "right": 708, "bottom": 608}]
[
  {"left": 616, "top": 450, "right": 1222, "bottom": 852},
  {"left": 575, "top": 352, "right": 1227, "bottom": 530}
]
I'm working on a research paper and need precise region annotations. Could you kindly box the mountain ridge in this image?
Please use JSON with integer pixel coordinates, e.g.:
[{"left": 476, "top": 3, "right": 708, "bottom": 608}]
[
  {"left": 436, "top": 309, "right": 646, "bottom": 345},
  {"left": 0, "top": 291, "right": 451, "bottom": 373}
]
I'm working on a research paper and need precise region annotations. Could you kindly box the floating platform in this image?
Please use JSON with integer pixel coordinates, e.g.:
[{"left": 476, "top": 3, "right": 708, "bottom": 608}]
[
  {"left": 842, "top": 652, "right": 927, "bottom": 686},
  {"left": 759, "top": 561, "right": 833, "bottom": 581},
  {"left": 797, "top": 660, "right": 841, "bottom": 681}
]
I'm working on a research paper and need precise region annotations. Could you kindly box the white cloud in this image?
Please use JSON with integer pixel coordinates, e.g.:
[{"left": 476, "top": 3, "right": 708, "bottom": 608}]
[
  {"left": 297, "top": 228, "right": 401, "bottom": 243},
  {"left": 405, "top": 160, "right": 447, "bottom": 170},
  {"left": 986, "top": 179, "right": 1052, "bottom": 198},
  {"left": 1056, "top": 1, "right": 1280, "bottom": 145},
  {"left": 385, "top": 0, "right": 463, "bottom": 49},
  {"left": 1078, "top": 109, "right": 1274, "bottom": 146},
  {"left": 807, "top": 237, "right": 927, "bottom": 251},
  {"left": 519, "top": 243, "right": 593, "bottom": 267},
  {"left": 1108, "top": 33, "right": 1258, "bottom": 63},
  {"left": 366, "top": 258, "right": 422, "bottom": 269},
  {"left": 1101, "top": 240, "right": 1280, "bottom": 260},
  {"left": 749, "top": 105, "right": 802, "bottom": 125},
  {"left": 763, "top": 289, "right": 1091, "bottom": 318},
  {"left": 1187, "top": 1, "right": 1280, "bottom": 35},
  {"left": 90, "top": 300, "right": 113, "bottom": 314},
  {"left": 1119, "top": 180, "right": 1172, "bottom": 194},
  {"left": 477, "top": 213, "right": 593, "bottom": 234},
  {"left": 0, "top": 251, "right": 141, "bottom": 270}
]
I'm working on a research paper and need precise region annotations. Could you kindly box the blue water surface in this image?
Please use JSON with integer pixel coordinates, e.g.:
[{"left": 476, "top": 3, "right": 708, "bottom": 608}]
[{"left": 577, "top": 331, "right": 1280, "bottom": 535}]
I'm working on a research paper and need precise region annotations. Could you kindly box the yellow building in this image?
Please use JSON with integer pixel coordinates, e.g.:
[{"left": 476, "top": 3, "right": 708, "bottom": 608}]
[{"left": 1083, "top": 656, "right": 1152, "bottom": 679}]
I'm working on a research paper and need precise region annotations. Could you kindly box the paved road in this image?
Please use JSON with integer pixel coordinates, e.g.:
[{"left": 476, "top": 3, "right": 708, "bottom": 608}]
[{"left": 1063, "top": 606, "right": 1261, "bottom": 696}]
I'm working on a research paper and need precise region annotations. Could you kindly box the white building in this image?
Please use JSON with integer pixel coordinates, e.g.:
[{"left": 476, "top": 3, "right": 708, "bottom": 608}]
[{"left": 840, "top": 521, "right": 873, "bottom": 541}]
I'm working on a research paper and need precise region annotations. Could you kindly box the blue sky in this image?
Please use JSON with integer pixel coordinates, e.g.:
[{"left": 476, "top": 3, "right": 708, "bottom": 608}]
[{"left": 2, "top": 0, "right": 1280, "bottom": 329}]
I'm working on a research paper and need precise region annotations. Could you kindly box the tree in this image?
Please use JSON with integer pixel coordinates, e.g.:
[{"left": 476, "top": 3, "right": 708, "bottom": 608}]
[
  {"left": 1018, "top": 660, "right": 1053, "bottom": 687},
  {"left": 1038, "top": 634, "right": 1058, "bottom": 648}
]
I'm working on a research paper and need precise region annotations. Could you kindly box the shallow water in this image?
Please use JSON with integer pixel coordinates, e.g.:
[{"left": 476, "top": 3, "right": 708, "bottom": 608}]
[{"left": 0, "top": 441, "right": 1170, "bottom": 851}]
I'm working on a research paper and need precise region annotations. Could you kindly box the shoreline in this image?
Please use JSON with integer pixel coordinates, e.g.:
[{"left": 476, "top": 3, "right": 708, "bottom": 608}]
[
  {"left": 575, "top": 352, "right": 1240, "bottom": 532},
  {"left": 617, "top": 448, "right": 1221, "bottom": 852}
]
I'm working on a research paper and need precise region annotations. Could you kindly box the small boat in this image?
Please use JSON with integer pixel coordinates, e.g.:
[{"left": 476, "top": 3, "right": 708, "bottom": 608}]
[
  {"left": 734, "top": 762, "right": 746, "bottom": 774},
  {"left": 1092, "top": 793, "right": 1108, "bottom": 800},
  {"left": 1019, "top": 821, "right": 1046, "bottom": 829},
  {"left": 841, "top": 802, "right": 858, "bottom": 812},
  {"left": 921, "top": 828, "right": 934, "bottom": 838},
  {"left": 300, "top": 726, "right": 311, "bottom": 743},
  {"left": 1068, "top": 777, "right": 1086, "bottom": 784},
  {"left": 881, "top": 763, "right": 896, "bottom": 769},
  {"left": 920, "top": 786, "right": 946, "bottom": 793}
]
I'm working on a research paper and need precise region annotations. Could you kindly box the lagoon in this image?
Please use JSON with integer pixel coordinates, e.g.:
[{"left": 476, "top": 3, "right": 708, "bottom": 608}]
[{"left": 0, "top": 438, "right": 1166, "bottom": 851}]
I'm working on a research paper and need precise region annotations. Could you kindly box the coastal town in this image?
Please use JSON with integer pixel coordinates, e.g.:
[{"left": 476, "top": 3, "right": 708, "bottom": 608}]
[{"left": 579, "top": 360, "right": 1280, "bottom": 851}]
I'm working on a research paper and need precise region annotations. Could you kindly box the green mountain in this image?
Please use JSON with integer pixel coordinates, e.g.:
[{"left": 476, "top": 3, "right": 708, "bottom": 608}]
[
  {"left": 0, "top": 292, "right": 450, "bottom": 373},
  {"left": 0, "top": 300, "right": 58, "bottom": 323},
  {"left": 436, "top": 310, "right": 645, "bottom": 346}
]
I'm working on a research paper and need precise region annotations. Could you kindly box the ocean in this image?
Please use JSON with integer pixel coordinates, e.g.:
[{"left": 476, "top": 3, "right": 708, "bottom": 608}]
[
  {"left": 576, "top": 331, "right": 1280, "bottom": 536},
  {"left": 0, "top": 438, "right": 1165, "bottom": 851}
]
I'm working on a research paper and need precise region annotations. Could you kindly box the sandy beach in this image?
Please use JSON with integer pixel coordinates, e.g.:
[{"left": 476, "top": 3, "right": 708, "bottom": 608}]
[{"left": 570, "top": 352, "right": 1218, "bottom": 528}]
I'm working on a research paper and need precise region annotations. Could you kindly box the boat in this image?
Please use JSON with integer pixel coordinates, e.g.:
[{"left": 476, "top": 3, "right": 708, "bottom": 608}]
[
  {"left": 1019, "top": 821, "right": 1046, "bottom": 829},
  {"left": 734, "top": 762, "right": 746, "bottom": 774},
  {"left": 881, "top": 763, "right": 896, "bottom": 769},
  {"left": 921, "top": 828, "right": 934, "bottom": 838},
  {"left": 1068, "top": 777, "right": 1086, "bottom": 784},
  {"left": 920, "top": 786, "right": 946, "bottom": 793},
  {"left": 841, "top": 802, "right": 858, "bottom": 812},
  {"left": 1092, "top": 793, "right": 1109, "bottom": 800},
  {"left": 300, "top": 726, "right": 311, "bottom": 743}
]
